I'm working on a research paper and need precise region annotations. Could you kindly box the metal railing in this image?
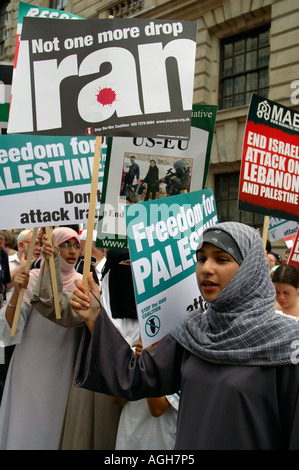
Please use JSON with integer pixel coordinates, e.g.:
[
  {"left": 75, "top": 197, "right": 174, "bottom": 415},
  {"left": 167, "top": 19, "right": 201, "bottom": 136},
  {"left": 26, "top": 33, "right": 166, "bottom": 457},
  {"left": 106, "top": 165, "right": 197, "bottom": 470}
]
[{"left": 108, "top": 0, "right": 144, "bottom": 18}]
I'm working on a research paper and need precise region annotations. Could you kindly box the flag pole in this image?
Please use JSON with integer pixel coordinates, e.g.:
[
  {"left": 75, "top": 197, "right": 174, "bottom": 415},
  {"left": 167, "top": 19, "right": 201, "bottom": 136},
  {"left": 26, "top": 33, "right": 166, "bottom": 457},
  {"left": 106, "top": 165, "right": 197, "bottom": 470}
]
[
  {"left": 45, "top": 226, "right": 61, "bottom": 319},
  {"left": 82, "top": 135, "right": 102, "bottom": 294},
  {"left": 262, "top": 215, "right": 270, "bottom": 249}
]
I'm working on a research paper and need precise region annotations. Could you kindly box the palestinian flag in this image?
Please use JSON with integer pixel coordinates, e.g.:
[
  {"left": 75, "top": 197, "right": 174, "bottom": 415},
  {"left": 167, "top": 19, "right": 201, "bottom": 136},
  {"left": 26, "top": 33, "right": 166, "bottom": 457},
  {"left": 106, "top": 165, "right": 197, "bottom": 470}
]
[{"left": 0, "top": 62, "right": 13, "bottom": 134}]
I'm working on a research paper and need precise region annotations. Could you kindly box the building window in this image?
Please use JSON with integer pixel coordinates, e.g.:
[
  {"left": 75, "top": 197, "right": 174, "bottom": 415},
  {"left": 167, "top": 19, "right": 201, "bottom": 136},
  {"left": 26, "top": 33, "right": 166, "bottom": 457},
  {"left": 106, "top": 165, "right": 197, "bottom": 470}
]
[
  {"left": 0, "top": 2, "right": 9, "bottom": 57},
  {"left": 50, "top": 0, "right": 68, "bottom": 10},
  {"left": 214, "top": 172, "right": 264, "bottom": 229},
  {"left": 219, "top": 26, "right": 270, "bottom": 110}
]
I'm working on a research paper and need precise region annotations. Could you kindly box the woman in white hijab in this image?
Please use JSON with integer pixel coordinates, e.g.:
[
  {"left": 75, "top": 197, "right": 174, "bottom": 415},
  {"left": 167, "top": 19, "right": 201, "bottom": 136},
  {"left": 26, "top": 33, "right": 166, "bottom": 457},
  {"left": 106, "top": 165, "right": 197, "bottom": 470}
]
[
  {"left": 72, "top": 222, "right": 299, "bottom": 450},
  {"left": 0, "top": 227, "right": 81, "bottom": 450}
]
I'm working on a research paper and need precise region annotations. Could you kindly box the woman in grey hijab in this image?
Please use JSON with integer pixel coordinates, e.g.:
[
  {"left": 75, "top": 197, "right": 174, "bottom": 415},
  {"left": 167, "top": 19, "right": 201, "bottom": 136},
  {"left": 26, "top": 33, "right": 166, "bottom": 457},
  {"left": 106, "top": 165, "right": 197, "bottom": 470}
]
[{"left": 72, "top": 222, "right": 299, "bottom": 450}]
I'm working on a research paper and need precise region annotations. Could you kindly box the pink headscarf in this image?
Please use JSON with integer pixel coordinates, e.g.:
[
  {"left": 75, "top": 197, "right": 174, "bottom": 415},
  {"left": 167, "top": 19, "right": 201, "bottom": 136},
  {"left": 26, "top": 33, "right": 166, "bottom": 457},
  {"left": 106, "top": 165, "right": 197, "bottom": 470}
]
[
  {"left": 23, "top": 227, "right": 81, "bottom": 305},
  {"left": 52, "top": 227, "right": 81, "bottom": 292}
]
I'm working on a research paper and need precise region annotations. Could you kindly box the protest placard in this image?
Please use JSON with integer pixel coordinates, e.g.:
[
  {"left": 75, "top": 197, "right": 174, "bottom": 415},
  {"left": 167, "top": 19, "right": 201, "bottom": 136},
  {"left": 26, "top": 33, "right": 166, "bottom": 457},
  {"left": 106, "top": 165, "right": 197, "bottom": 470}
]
[
  {"left": 0, "top": 134, "right": 106, "bottom": 229},
  {"left": 96, "top": 104, "right": 217, "bottom": 249},
  {"left": 18, "top": 1, "right": 81, "bottom": 23},
  {"left": 7, "top": 16, "right": 196, "bottom": 139},
  {"left": 5, "top": 10, "right": 196, "bottom": 326},
  {"left": 10, "top": 3, "right": 82, "bottom": 136},
  {"left": 284, "top": 236, "right": 295, "bottom": 249},
  {"left": 268, "top": 216, "right": 299, "bottom": 242},
  {"left": 4, "top": 5, "right": 86, "bottom": 333},
  {"left": 15, "top": 1, "right": 82, "bottom": 56},
  {"left": 126, "top": 188, "right": 218, "bottom": 347},
  {"left": 288, "top": 229, "right": 299, "bottom": 269},
  {"left": 12, "top": 2, "right": 82, "bottom": 70},
  {"left": 238, "top": 94, "right": 299, "bottom": 222}
]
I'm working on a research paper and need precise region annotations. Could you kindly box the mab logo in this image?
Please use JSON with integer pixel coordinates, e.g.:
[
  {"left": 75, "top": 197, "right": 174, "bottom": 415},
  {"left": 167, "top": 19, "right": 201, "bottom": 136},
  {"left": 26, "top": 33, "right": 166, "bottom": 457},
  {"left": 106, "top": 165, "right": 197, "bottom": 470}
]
[
  {"left": 256, "top": 100, "right": 271, "bottom": 121},
  {"left": 256, "top": 97, "right": 299, "bottom": 131},
  {"left": 257, "top": 99, "right": 271, "bottom": 120}
]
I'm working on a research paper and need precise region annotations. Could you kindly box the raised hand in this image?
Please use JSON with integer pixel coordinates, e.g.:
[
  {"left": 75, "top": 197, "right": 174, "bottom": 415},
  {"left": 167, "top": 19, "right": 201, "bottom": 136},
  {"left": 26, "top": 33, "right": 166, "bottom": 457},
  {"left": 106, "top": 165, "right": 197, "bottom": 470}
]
[{"left": 70, "top": 272, "right": 101, "bottom": 333}]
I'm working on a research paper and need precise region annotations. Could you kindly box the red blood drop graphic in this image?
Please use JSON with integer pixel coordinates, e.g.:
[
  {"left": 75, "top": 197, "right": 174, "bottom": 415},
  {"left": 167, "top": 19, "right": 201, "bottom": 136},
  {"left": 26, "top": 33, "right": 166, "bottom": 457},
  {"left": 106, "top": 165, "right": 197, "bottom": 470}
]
[{"left": 96, "top": 87, "right": 116, "bottom": 106}]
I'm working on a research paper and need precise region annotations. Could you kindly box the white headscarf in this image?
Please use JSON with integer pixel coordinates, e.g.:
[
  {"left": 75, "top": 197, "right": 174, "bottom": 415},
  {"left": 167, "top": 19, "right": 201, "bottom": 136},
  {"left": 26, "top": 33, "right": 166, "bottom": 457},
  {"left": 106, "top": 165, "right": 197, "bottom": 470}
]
[{"left": 171, "top": 222, "right": 299, "bottom": 366}]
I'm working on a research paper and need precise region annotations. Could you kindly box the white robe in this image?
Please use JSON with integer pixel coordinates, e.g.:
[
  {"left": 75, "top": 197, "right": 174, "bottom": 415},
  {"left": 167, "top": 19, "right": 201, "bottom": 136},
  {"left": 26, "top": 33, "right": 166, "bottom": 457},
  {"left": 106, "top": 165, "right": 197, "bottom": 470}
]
[
  {"left": 116, "top": 394, "right": 179, "bottom": 450},
  {"left": 0, "top": 298, "right": 80, "bottom": 450}
]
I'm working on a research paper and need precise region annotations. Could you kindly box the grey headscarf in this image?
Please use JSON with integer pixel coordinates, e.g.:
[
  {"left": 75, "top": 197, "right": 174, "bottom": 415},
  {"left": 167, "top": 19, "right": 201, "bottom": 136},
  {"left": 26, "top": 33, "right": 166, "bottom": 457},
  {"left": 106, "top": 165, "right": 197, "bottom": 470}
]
[
  {"left": 171, "top": 222, "right": 299, "bottom": 366},
  {"left": 197, "top": 228, "right": 243, "bottom": 265}
]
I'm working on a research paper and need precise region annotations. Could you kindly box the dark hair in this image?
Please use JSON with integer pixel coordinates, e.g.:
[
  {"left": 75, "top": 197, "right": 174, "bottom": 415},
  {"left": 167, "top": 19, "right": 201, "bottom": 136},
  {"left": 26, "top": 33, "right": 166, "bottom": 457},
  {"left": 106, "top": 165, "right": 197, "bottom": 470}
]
[
  {"left": 3, "top": 231, "right": 17, "bottom": 250},
  {"left": 272, "top": 264, "right": 299, "bottom": 289},
  {"left": 268, "top": 251, "right": 282, "bottom": 265}
]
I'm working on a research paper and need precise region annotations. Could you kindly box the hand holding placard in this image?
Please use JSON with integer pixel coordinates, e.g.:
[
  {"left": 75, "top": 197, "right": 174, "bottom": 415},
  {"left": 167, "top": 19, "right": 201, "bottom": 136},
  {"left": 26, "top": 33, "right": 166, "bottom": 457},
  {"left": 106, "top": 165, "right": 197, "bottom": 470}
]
[{"left": 10, "top": 227, "right": 38, "bottom": 337}]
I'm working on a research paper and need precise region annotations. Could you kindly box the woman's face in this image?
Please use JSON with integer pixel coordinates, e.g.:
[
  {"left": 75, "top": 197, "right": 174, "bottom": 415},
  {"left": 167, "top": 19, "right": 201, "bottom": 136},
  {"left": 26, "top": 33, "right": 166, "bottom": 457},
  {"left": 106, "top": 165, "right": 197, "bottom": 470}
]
[
  {"left": 59, "top": 237, "right": 80, "bottom": 265},
  {"left": 196, "top": 243, "right": 240, "bottom": 302},
  {"left": 273, "top": 282, "right": 299, "bottom": 310}
]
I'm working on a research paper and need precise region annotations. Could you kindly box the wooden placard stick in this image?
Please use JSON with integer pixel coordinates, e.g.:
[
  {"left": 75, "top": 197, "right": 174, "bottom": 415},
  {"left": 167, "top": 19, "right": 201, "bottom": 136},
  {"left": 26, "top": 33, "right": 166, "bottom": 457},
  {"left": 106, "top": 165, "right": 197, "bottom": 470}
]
[
  {"left": 262, "top": 215, "right": 270, "bottom": 249},
  {"left": 82, "top": 135, "right": 102, "bottom": 294},
  {"left": 10, "top": 227, "right": 39, "bottom": 337},
  {"left": 45, "top": 226, "right": 61, "bottom": 320}
]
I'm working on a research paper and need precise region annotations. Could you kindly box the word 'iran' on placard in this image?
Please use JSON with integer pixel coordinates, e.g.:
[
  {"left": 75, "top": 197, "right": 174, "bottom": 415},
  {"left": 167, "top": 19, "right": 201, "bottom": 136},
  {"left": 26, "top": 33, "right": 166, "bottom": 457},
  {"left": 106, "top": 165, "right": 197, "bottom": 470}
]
[{"left": 8, "top": 18, "right": 197, "bottom": 139}]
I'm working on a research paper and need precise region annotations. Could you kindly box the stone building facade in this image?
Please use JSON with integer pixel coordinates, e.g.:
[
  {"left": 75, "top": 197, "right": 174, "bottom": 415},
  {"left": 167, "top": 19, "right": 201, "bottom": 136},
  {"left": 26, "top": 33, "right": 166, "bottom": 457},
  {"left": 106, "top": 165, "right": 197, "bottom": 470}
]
[{"left": 1, "top": 0, "right": 299, "bottom": 244}]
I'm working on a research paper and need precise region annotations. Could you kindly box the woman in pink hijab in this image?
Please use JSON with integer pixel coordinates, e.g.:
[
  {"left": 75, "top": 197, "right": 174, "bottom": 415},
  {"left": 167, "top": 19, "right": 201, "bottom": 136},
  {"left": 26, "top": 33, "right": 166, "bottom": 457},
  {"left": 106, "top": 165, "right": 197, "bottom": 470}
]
[
  {"left": 0, "top": 227, "right": 82, "bottom": 450},
  {"left": 28, "top": 226, "right": 82, "bottom": 297}
]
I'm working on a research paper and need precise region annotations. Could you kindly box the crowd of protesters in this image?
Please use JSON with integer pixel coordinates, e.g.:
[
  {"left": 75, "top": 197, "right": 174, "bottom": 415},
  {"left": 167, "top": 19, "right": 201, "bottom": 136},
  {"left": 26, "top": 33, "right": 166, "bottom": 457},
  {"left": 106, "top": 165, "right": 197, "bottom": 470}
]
[{"left": 0, "top": 223, "right": 298, "bottom": 450}]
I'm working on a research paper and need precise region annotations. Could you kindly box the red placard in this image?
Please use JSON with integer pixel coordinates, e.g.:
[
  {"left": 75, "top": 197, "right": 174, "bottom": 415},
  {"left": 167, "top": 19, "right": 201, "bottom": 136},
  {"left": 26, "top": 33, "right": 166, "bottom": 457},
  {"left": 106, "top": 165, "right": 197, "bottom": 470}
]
[
  {"left": 288, "top": 229, "right": 299, "bottom": 268},
  {"left": 238, "top": 94, "right": 299, "bottom": 222}
]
